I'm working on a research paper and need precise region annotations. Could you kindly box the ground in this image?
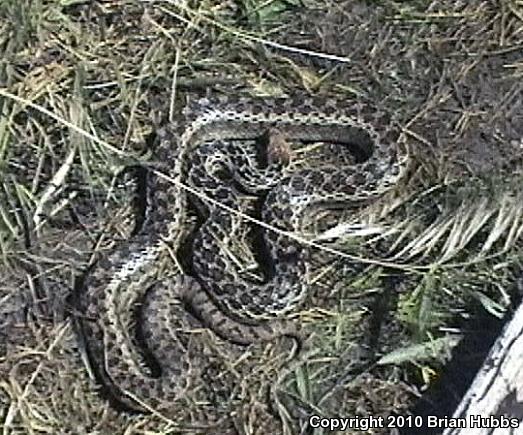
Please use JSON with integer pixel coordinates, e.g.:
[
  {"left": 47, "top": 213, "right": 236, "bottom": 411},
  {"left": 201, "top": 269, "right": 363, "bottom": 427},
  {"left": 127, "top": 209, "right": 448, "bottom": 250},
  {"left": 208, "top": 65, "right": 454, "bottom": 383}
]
[{"left": 0, "top": 1, "right": 523, "bottom": 434}]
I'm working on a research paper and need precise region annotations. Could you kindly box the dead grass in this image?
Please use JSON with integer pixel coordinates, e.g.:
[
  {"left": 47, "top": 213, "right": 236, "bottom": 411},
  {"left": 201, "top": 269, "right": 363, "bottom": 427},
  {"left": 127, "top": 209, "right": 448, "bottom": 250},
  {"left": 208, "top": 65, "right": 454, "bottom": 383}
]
[{"left": 0, "top": 0, "right": 522, "bottom": 434}]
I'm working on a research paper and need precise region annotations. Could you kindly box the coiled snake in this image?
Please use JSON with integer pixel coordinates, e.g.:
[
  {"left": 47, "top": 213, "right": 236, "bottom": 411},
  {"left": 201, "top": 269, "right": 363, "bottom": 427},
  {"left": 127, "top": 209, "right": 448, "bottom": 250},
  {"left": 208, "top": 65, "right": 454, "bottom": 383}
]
[{"left": 74, "top": 96, "right": 406, "bottom": 413}]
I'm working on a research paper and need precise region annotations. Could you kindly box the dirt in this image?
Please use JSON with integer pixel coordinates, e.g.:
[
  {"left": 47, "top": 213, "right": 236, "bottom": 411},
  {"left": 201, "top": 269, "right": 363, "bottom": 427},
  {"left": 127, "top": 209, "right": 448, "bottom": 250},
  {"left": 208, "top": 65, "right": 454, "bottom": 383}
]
[{"left": 0, "top": 0, "right": 522, "bottom": 434}]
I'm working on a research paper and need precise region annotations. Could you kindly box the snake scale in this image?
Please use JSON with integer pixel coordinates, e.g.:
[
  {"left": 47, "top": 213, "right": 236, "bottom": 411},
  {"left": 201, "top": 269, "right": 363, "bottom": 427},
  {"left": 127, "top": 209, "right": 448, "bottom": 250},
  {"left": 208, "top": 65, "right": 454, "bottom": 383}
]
[{"left": 74, "top": 95, "right": 406, "bottom": 412}]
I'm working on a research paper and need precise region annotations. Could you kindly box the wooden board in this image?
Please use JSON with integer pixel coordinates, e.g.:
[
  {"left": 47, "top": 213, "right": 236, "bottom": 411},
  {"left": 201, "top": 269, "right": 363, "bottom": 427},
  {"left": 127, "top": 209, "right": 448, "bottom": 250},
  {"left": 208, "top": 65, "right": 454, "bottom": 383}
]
[{"left": 442, "top": 302, "right": 523, "bottom": 435}]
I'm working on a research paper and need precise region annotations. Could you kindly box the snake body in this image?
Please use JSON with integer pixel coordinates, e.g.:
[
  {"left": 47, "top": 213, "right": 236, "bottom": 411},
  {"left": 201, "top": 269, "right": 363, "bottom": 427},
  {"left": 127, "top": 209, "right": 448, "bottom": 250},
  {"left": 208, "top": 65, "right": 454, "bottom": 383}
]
[{"left": 74, "top": 96, "right": 406, "bottom": 412}]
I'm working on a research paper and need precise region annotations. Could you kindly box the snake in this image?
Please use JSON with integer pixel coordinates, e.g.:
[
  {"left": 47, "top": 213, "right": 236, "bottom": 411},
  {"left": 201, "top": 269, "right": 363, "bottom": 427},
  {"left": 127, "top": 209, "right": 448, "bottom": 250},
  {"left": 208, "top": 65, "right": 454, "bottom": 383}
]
[{"left": 73, "top": 95, "right": 407, "bottom": 413}]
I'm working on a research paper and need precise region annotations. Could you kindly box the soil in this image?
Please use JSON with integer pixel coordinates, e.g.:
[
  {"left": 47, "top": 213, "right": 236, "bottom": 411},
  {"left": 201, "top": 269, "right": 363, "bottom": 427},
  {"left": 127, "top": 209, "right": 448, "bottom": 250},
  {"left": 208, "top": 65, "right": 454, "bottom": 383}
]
[{"left": 0, "top": 1, "right": 522, "bottom": 434}]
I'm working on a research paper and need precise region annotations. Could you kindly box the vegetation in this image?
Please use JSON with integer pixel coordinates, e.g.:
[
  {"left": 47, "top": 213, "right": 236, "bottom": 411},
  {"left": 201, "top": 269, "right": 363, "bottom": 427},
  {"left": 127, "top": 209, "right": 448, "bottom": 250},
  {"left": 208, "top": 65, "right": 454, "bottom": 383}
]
[{"left": 0, "top": 0, "right": 522, "bottom": 433}]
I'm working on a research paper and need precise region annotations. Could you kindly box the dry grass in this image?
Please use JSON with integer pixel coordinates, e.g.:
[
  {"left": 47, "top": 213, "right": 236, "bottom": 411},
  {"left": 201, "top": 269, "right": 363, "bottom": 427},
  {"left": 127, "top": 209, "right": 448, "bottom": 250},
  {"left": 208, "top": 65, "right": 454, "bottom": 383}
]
[{"left": 0, "top": 0, "right": 522, "bottom": 434}]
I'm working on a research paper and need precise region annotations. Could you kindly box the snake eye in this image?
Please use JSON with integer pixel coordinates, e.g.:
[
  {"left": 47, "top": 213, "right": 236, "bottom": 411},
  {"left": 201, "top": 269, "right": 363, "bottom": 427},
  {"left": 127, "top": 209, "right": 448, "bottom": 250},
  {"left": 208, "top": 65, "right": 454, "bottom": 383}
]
[{"left": 214, "top": 187, "right": 229, "bottom": 200}]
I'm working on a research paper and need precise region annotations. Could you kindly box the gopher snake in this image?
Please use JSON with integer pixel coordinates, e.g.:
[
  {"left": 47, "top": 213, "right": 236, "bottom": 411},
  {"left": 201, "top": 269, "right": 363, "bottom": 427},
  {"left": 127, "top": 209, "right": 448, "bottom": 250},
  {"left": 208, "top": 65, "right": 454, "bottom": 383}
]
[{"left": 74, "top": 95, "right": 406, "bottom": 412}]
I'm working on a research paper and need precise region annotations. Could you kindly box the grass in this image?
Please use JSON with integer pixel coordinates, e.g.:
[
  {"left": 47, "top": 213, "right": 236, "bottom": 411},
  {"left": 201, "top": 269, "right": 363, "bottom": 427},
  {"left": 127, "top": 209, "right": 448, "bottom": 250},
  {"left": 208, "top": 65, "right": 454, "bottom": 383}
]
[{"left": 0, "top": 0, "right": 522, "bottom": 434}]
